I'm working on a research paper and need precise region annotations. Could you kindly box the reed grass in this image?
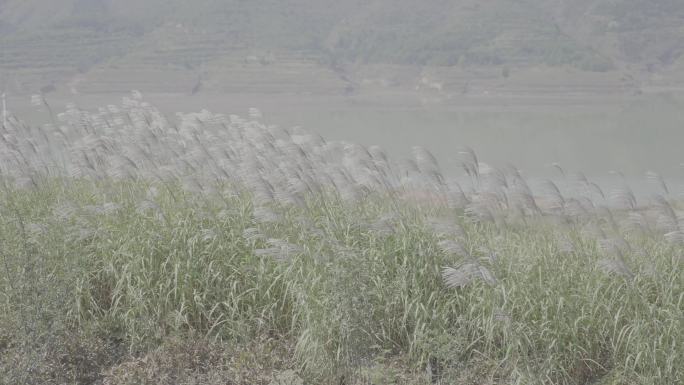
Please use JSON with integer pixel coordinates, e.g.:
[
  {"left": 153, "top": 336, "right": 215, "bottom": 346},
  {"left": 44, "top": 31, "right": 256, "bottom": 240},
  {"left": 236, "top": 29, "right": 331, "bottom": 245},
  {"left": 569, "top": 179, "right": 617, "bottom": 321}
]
[{"left": 0, "top": 93, "right": 681, "bottom": 384}]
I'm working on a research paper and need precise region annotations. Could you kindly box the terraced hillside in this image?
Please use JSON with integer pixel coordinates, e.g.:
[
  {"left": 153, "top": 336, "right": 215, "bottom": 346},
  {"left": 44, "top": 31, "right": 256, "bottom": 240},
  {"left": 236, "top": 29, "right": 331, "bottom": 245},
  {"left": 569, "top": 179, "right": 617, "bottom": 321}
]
[{"left": 1, "top": 0, "right": 684, "bottom": 94}]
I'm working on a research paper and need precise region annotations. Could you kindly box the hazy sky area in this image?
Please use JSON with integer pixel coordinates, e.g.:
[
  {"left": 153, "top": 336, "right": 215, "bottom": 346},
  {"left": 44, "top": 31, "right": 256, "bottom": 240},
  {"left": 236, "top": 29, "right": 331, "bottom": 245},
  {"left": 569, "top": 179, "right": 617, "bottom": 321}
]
[{"left": 2, "top": 0, "right": 684, "bottom": 179}]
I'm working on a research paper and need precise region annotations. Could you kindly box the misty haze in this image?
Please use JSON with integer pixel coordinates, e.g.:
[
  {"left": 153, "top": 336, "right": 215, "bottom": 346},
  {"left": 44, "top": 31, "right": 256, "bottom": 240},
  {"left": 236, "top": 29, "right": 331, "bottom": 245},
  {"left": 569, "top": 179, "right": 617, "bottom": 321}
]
[{"left": 0, "top": 1, "right": 682, "bottom": 384}]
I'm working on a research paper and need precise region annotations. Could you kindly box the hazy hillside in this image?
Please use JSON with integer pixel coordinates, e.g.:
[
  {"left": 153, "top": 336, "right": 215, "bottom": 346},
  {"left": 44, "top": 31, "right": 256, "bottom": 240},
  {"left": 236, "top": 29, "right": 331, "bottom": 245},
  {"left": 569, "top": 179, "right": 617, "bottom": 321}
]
[{"left": 1, "top": 0, "right": 684, "bottom": 94}]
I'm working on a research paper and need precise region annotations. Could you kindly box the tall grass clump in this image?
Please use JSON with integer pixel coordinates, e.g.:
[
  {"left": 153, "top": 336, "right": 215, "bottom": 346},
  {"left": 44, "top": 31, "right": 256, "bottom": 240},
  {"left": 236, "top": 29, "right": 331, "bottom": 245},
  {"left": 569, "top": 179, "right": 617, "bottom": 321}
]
[{"left": 0, "top": 92, "right": 681, "bottom": 384}]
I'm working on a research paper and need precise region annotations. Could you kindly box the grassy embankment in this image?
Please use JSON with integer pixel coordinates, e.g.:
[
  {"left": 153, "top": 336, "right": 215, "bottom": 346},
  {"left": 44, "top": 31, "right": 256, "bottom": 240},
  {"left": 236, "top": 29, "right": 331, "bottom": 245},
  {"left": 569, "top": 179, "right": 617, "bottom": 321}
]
[
  {"left": 0, "top": 179, "right": 681, "bottom": 384},
  {"left": 0, "top": 96, "right": 681, "bottom": 384}
]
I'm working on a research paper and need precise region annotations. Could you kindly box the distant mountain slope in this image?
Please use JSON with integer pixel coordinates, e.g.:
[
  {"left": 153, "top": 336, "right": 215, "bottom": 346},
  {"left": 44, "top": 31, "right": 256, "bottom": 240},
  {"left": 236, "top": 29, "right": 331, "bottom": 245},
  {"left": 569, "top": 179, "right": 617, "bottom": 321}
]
[
  {"left": 1, "top": 0, "right": 683, "bottom": 93},
  {"left": 324, "top": 0, "right": 612, "bottom": 70}
]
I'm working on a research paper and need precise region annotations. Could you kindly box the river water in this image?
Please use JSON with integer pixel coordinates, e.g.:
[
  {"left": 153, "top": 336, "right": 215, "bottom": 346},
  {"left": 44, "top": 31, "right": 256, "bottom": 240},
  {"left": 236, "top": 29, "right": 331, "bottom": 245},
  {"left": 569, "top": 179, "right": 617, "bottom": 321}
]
[{"left": 7, "top": 90, "right": 684, "bottom": 200}]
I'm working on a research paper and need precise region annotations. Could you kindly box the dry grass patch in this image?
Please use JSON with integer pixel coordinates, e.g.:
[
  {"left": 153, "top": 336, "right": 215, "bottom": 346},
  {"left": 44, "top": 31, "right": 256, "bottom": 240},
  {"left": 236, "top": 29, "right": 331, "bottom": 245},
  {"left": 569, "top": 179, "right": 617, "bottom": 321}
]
[{"left": 103, "top": 335, "right": 296, "bottom": 385}]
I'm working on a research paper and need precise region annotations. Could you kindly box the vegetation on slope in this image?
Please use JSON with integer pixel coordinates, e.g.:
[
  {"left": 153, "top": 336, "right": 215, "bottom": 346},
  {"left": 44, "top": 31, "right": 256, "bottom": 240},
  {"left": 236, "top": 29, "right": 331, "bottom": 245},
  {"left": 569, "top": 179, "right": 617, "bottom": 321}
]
[
  {"left": 2, "top": 0, "right": 684, "bottom": 91},
  {"left": 0, "top": 94, "right": 681, "bottom": 384}
]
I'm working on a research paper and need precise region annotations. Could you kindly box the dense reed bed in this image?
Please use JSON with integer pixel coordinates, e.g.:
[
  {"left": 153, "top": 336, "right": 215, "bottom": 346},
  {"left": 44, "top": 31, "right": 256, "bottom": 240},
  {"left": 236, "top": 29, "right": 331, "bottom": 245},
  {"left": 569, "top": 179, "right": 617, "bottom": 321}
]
[{"left": 0, "top": 93, "right": 681, "bottom": 384}]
